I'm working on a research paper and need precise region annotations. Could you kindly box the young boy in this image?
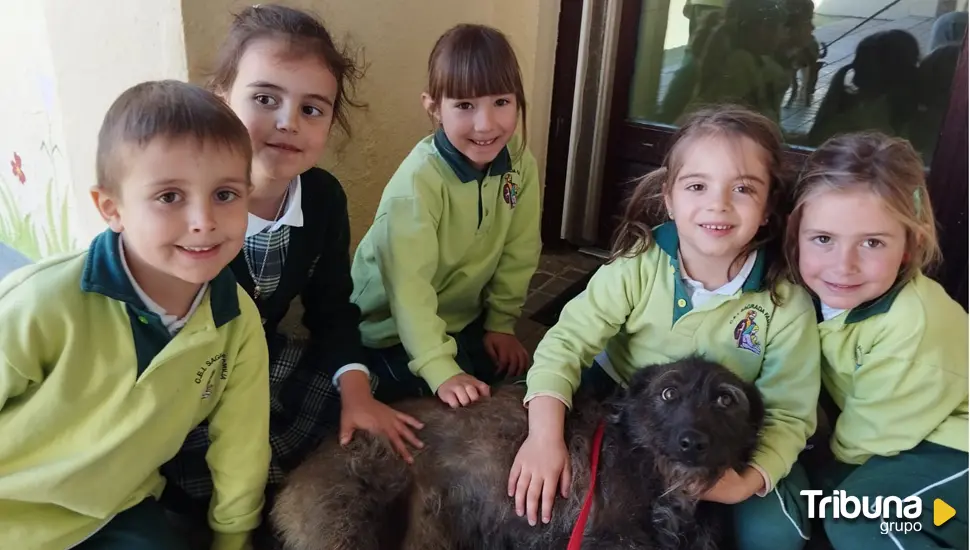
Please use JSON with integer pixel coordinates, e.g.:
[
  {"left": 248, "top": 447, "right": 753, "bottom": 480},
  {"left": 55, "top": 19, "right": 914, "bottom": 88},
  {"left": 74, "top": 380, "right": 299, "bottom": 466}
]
[{"left": 0, "top": 80, "right": 271, "bottom": 550}]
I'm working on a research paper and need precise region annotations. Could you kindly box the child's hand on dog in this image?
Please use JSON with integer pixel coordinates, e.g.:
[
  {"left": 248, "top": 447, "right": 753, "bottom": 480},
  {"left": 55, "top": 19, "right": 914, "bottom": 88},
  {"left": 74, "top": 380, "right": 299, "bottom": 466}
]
[
  {"left": 436, "top": 373, "right": 491, "bottom": 408},
  {"left": 483, "top": 331, "right": 531, "bottom": 377},
  {"left": 700, "top": 466, "right": 765, "bottom": 504},
  {"left": 338, "top": 371, "right": 426, "bottom": 463},
  {"left": 508, "top": 396, "right": 572, "bottom": 526}
]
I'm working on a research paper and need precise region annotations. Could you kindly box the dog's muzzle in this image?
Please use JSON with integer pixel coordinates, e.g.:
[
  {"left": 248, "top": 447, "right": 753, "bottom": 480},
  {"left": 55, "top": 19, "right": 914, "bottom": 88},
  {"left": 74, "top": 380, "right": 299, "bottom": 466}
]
[{"left": 673, "top": 429, "right": 710, "bottom": 464}]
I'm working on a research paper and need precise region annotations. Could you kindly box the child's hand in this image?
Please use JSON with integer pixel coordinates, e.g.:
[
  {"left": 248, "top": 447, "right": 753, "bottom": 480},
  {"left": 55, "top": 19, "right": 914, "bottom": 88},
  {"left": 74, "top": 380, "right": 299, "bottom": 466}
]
[
  {"left": 700, "top": 466, "right": 764, "bottom": 504},
  {"left": 508, "top": 433, "right": 571, "bottom": 526},
  {"left": 339, "top": 372, "right": 425, "bottom": 463},
  {"left": 436, "top": 373, "right": 490, "bottom": 408},
  {"left": 483, "top": 331, "right": 531, "bottom": 377}
]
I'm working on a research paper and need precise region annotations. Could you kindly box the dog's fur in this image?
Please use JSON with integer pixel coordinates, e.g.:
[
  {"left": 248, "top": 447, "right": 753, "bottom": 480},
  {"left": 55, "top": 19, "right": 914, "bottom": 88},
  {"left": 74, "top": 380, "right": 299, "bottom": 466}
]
[{"left": 271, "top": 357, "right": 766, "bottom": 550}]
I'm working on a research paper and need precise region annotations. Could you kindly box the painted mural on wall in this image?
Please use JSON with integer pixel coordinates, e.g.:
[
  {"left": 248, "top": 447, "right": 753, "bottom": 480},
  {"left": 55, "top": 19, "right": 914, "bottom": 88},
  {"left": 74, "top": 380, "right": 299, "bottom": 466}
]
[
  {"left": 0, "top": 59, "right": 82, "bottom": 262},
  {"left": 0, "top": 125, "right": 77, "bottom": 261}
]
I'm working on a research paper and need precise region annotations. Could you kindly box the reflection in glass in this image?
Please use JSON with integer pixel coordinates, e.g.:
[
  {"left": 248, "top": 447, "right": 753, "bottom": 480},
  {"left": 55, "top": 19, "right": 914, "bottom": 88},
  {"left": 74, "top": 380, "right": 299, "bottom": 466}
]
[{"left": 627, "top": 0, "right": 966, "bottom": 161}]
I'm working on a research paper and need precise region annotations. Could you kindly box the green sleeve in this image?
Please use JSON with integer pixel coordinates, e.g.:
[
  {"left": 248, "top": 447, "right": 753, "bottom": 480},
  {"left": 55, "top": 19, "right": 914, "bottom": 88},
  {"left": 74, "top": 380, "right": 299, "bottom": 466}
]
[
  {"left": 750, "top": 293, "right": 821, "bottom": 490},
  {"left": 832, "top": 330, "right": 966, "bottom": 464},
  {"left": 373, "top": 176, "right": 461, "bottom": 393},
  {"left": 483, "top": 152, "right": 542, "bottom": 334},
  {"left": 0, "top": 277, "right": 47, "bottom": 411},
  {"left": 0, "top": 353, "right": 33, "bottom": 413},
  {"left": 206, "top": 294, "right": 271, "bottom": 548},
  {"left": 525, "top": 256, "right": 644, "bottom": 408}
]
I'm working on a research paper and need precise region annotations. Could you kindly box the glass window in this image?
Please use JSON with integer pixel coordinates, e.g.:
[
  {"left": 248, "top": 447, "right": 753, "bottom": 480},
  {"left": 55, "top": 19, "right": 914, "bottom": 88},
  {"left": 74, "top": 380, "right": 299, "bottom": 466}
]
[{"left": 626, "top": 0, "right": 966, "bottom": 163}]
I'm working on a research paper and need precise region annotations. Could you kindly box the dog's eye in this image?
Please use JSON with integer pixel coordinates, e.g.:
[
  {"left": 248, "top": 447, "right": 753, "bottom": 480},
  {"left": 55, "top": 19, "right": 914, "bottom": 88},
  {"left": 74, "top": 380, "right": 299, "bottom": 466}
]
[
  {"left": 661, "top": 387, "right": 678, "bottom": 401},
  {"left": 716, "top": 393, "right": 733, "bottom": 407}
]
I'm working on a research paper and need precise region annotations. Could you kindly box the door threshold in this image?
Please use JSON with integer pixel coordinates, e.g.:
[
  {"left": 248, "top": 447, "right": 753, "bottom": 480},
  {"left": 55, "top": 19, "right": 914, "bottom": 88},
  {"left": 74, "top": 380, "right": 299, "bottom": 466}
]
[{"left": 578, "top": 246, "right": 610, "bottom": 261}]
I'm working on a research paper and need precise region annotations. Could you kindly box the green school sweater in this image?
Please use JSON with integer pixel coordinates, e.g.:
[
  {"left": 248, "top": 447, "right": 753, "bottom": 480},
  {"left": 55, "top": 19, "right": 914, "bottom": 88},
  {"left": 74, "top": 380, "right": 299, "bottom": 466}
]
[
  {"left": 526, "top": 223, "right": 821, "bottom": 490},
  {"left": 0, "top": 230, "right": 270, "bottom": 550},
  {"left": 819, "top": 272, "right": 969, "bottom": 465},
  {"left": 351, "top": 129, "right": 541, "bottom": 392}
]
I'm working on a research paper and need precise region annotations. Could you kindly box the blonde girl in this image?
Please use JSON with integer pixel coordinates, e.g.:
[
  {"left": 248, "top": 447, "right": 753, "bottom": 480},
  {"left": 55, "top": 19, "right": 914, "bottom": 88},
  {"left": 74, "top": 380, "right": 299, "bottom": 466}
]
[{"left": 788, "top": 132, "right": 968, "bottom": 550}]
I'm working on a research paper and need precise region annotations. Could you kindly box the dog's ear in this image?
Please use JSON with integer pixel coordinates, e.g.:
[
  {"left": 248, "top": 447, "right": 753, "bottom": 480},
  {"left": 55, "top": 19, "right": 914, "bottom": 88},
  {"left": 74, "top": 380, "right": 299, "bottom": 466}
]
[
  {"left": 624, "top": 363, "right": 668, "bottom": 399},
  {"left": 743, "top": 380, "right": 766, "bottom": 433}
]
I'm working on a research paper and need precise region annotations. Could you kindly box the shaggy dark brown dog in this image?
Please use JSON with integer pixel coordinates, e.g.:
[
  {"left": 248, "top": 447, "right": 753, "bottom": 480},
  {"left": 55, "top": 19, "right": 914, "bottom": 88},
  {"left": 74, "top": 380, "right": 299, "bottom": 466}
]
[{"left": 270, "top": 356, "right": 766, "bottom": 550}]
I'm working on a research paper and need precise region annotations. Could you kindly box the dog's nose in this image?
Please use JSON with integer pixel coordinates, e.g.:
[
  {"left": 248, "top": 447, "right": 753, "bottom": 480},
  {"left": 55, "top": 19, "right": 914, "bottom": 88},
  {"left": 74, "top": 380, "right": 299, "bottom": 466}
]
[{"left": 677, "top": 429, "right": 709, "bottom": 455}]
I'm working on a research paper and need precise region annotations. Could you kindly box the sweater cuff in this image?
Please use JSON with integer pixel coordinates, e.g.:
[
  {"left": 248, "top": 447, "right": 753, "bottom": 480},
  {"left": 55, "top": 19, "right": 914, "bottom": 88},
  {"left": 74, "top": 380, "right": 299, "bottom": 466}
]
[
  {"left": 415, "top": 357, "right": 463, "bottom": 393},
  {"left": 524, "top": 372, "right": 576, "bottom": 409},
  {"left": 333, "top": 363, "right": 371, "bottom": 388},
  {"left": 210, "top": 531, "right": 251, "bottom": 550},
  {"left": 484, "top": 309, "right": 518, "bottom": 335},
  {"left": 751, "top": 449, "right": 784, "bottom": 494},
  {"left": 751, "top": 464, "right": 772, "bottom": 496}
]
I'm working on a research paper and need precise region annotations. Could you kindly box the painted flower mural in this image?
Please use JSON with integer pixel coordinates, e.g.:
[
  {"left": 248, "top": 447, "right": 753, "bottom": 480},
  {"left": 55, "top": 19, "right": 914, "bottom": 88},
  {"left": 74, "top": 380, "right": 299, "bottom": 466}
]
[
  {"left": 0, "top": 134, "right": 76, "bottom": 261},
  {"left": 11, "top": 153, "right": 26, "bottom": 184}
]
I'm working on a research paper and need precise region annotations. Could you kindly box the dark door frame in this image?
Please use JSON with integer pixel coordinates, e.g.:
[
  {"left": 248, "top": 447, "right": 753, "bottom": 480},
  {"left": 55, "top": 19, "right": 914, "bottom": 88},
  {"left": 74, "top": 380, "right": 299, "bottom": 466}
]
[
  {"left": 540, "top": 0, "right": 585, "bottom": 249},
  {"left": 925, "top": 34, "right": 968, "bottom": 309}
]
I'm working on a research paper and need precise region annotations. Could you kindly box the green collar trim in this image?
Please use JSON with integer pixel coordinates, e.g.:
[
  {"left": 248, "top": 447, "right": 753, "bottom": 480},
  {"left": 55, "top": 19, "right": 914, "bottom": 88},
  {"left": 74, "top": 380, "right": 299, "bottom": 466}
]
[
  {"left": 653, "top": 222, "right": 767, "bottom": 292},
  {"left": 80, "top": 229, "right": 240, "bottom": 328},
  {"left": 845, "top": 285, "right": 903, "bottom": 323},
  {"left": 653, "top": 222, "right": 767, "bottom": 323},
  {"left": 811, "top": 284, "right": 902, "bottom": 325},
  {"left": 433, "top": 127, "right": 512, "bottom": 183}
]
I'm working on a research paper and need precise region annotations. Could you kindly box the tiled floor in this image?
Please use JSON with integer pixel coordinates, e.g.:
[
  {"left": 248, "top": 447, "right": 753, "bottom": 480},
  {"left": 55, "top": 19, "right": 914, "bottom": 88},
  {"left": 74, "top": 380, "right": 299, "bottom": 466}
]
[
  {"left": 515, "top": 248, "right": 604, "bottom": 356},
  {"left": 279, "top": 247, "right": 605, "bottom": 357}
]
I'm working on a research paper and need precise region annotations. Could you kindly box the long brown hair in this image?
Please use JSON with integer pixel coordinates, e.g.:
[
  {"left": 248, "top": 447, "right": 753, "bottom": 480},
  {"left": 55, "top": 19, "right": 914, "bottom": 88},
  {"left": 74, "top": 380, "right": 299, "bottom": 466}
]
[
  {"left": 610, "top": 105, "right": 792, "bottom": 303},
  {"left": 425, "top": 24, "right": 528, "bottom": 155},
  {"left": 785, "top": 132, "right": 941, "bottom": 287},
  {"left": 207, "top": 4, "right": 365, "bottom": 139}
]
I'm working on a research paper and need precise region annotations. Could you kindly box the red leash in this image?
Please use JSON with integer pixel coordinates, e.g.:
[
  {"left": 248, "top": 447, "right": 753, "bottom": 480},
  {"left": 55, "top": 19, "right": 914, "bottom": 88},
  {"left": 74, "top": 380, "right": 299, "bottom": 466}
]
[{"left": 567, "top": 420, "right": 605, "bottom": 550}]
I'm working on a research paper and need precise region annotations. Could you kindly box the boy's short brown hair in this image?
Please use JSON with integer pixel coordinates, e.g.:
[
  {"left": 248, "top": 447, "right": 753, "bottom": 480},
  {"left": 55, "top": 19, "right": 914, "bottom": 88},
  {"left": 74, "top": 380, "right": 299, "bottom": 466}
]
[{"left": 96, "top": 80, "right": 252, "bottom": 191}]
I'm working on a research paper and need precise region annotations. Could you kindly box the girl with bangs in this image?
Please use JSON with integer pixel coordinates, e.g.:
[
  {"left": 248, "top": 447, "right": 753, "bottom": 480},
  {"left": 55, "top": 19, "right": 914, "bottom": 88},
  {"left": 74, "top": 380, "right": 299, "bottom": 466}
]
[{"left": 351, "top": 24, "right": 542, "bottom": 410}]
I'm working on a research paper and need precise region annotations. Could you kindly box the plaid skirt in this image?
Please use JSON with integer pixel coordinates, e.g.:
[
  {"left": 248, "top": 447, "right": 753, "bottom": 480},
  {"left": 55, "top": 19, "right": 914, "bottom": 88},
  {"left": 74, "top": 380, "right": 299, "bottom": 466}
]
[{"left": 160, "top": 333, "right": 375, "bottom": 503}]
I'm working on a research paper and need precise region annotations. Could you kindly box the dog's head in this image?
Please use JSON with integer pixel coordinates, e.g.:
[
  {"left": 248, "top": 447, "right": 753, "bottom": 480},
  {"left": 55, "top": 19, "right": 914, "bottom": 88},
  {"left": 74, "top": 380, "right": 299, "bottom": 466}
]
[{"left": 608, "top": 356, "right": 765, "bottom": 486}]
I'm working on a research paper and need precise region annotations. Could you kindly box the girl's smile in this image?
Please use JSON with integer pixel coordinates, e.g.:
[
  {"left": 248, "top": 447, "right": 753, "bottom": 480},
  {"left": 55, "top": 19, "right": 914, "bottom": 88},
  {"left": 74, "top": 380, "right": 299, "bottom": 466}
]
[
  {"left": 798, "top": 188, "right": 908, "bottom": 310},
  {"left": 666, "top": 134, "right": 770, "bottom": 288},
  {"left": 430, "top": 94, "right": 518, "bottom": 171}
]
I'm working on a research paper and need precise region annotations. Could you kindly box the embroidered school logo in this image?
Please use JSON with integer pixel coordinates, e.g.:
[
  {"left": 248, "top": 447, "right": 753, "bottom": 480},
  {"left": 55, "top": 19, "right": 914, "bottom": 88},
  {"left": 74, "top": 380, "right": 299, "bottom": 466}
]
[
  {"left": 502, "top": 172, "right": 519, "bottom": 209},
  {"left": 195, "top": 353, "right": 228, "bottom": 399},
  {"left": 201, "top": 368, "right": 216, "bottom": 400},
  {"left": 733, "top": 310, "right": 762, "bottom": 355}
]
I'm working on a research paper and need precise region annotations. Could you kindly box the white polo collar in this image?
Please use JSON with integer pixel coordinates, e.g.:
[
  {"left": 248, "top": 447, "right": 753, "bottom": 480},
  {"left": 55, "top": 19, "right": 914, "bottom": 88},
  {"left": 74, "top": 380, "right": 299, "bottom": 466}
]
[
  {"left": 246, "top": 175, "right": 304, "bottom": 238},
  {"left": 119, "top": 235, "right": 206, "bottom": 335},
  {"left": 680, "top": 251, "right": 757, "bottom": 307}
]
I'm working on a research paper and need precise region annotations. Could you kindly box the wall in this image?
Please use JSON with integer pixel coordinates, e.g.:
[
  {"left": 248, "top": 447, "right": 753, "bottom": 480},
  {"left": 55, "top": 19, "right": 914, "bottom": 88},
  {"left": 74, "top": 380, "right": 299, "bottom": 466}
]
[
  {"left": 0, "top": 0, "right": 71, "bottom": 260},
  {"left": 181, "top": 0, "right": 559, "bottom": 245},
  {"left": 1, "top": 0, "right": 188, "bottom": 260},
  {"left": 42, "top": 0, "right": 189, "bottom": 247},
  {"left": 2, "top": 0, "right": 559, "bottom": 259}
]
